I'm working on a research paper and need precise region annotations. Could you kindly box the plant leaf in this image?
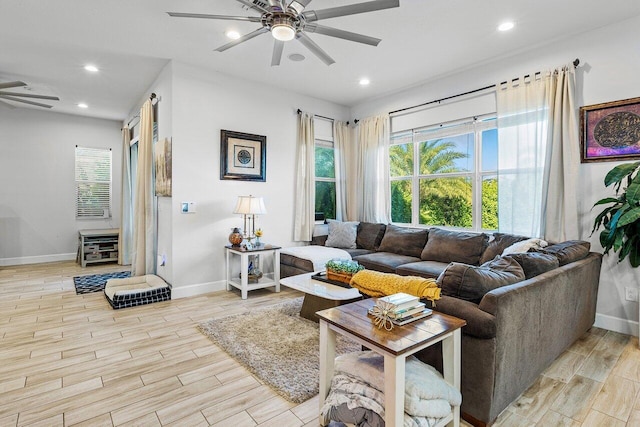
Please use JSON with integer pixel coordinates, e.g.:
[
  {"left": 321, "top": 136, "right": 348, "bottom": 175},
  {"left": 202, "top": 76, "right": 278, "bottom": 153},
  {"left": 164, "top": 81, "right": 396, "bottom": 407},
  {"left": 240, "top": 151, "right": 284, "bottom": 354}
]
[
  {"left": 630, "top": 243, "right": 640, "bottom": 268},
  {"left": 614, "top": 229, "right": 625, "bottom": 252},
  {"left": 626, "top": 181, "right": 640, "bottom": 205},
  {"left": 620, "top": 238, "right": 634, "bottom": 260},
  {"left": 605, "top": 162, "right": 640, "bottom": 187},
  {"left": 617, "top": 206, "right": 640, "bottom": 227},
  {"left": 592, "top": 197, "right": 620, "bottom": 207},
  {"left": 592, "top": 205, "right": 615, "bottom": 234},
  {"left": 600, "top": 229, "right": 613, "bottom": 252},
  {"left": 607, "top": 207, "right": 626, "bottom": 241}
]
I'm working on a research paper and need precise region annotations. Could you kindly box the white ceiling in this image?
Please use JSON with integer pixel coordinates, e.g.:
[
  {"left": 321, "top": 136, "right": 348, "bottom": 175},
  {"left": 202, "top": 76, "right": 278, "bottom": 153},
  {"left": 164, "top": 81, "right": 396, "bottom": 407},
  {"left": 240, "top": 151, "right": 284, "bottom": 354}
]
[{"left": 2, "top": 0, "right": 640, "bottom": 121}]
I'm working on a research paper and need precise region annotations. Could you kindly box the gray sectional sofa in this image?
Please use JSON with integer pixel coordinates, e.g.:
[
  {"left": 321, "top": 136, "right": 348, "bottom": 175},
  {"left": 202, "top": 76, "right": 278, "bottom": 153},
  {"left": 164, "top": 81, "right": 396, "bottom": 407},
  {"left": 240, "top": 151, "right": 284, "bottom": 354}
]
[{"left": 280, "top": 222, "right": 602, "bottom": 426}]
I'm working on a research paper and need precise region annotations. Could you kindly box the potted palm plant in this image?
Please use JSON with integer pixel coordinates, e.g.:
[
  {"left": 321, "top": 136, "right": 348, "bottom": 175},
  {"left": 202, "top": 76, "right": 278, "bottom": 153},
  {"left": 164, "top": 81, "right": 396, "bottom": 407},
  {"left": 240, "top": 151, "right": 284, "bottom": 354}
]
[{"left": 592, "top": 161, "right": 640, "bottom": 267}]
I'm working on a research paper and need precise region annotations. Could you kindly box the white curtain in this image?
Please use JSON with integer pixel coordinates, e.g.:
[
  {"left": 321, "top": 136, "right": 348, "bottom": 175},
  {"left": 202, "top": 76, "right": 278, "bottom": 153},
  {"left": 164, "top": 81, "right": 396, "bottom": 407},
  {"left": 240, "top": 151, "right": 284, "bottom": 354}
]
[
  {"left": 496, "top": 63, "right": 579, "bottom": 240},
  {"left": 131, "top": 100, "right": 155, "bottom": 275},
  {"left": 356, "top": 114, "right": 391, "bottom": 223},
  {"left": 544, "top": 66, "right": 579, "bottom": 241},
  {"left": 119, "top": 126, "right": 133, "bottom": 265},
  {"left": 293, "top": 111, "right": 315, "bottom": 241},
  {"left": 333, "top": 120, "right": 350, "bottom": 221}
]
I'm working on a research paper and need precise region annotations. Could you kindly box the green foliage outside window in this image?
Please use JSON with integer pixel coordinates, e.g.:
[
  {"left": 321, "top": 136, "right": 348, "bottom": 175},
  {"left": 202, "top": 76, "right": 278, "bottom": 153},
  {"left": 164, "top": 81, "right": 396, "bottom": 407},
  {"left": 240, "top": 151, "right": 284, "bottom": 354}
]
[
  {"left": 315, "top": 144, "right": 336, "bottom": 219},
  {"left": 389, "top": 138, "right": 499, "bottom": 230}
]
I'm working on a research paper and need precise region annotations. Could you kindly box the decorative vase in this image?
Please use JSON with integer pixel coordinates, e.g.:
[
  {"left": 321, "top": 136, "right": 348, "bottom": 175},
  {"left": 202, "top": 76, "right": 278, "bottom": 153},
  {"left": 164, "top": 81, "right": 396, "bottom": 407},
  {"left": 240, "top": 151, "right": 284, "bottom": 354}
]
[{"left": 228, "top": 227, "right": 243, "bottom": 246}]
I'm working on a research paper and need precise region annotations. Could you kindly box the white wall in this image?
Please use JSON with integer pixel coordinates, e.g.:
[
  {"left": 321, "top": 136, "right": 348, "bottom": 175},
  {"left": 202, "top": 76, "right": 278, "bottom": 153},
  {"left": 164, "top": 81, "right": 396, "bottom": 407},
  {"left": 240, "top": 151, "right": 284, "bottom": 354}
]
[
  {"left": 352, "top": 15, "right": 640, "bottom": 335},
  {"left": 167, "top": 62, "right": 349, "bottom": 297},
  {"left": 0, "top": 106, "right": 122, "bottom": 265}
]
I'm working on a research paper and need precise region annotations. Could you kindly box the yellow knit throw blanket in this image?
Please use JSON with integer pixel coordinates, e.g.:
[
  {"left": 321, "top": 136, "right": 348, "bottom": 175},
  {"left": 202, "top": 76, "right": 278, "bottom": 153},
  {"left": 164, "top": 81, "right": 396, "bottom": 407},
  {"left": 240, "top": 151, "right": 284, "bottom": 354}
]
[{"left": 349, "top": 270, "right": 441, "bottom": 302}]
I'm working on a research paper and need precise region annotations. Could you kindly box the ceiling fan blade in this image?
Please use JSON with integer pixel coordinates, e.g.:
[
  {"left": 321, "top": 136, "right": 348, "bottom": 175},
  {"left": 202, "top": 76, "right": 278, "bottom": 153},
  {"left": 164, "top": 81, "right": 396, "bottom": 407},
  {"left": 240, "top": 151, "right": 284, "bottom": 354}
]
[
  {"left": 271, "top": 40, "right": 285, "bottom": 66},
  {"left": 0, "top": 91, "right": 60, "bottom": 101},
  {"left": 288, "top": 0, "right": 312, "bottom": 15},
  {"left": 303, "top": 0, "right": 399, "bottom": 22},
  {"left": 167, "top": 12, "right": 261, "bottom": 22},
  {"left": 0, "top": 99, "right": 16, "bottom": 109},
  {"left": 215, "top": 27, "right": 270, "bottom": 52},
  {"left": 235, "top": 0, "right": 269, "bottom": 14},
  {"left": 296, "top": 32, "right": 335, "bottom": 66},
  {"left": 304, "top": 24, "right": 381, "bottom": 46},
  {"left": 0, "top": 95, "right": 53, "bottom": 108},
  {"left": 0, "top": 81, "right": 26, "bottom": 90}
]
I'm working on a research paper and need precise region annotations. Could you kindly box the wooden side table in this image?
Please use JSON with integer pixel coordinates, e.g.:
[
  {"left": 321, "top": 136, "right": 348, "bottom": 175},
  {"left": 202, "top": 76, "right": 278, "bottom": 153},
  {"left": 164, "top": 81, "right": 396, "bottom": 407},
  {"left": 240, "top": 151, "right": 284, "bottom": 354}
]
[
  {"left": 317, "top": 299, "right": 466, "bottom": 427},
  {"left": 225, "top": 244, "right": 281, "bottom": 299}
]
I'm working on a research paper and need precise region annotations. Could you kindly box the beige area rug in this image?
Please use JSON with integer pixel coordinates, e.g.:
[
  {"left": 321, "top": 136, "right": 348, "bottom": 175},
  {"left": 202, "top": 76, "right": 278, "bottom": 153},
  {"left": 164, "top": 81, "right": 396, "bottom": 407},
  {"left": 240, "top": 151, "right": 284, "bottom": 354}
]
[{"left": 198, "top": 297, "right": 360, "bottom": 403}]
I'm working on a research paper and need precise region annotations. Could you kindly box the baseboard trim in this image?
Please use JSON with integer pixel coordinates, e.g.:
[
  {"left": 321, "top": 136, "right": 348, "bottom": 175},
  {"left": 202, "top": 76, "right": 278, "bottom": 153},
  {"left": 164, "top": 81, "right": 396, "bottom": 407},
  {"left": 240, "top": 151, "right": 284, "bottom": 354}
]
[
  {"left": 170, "top": 280, "right": 226, "bottom": 299},
  {"left": 594, "top": 313, "right": 639, "bottom": 336},
  {"left": 0, "top": 253, "right": 76, "bottom": 267}
]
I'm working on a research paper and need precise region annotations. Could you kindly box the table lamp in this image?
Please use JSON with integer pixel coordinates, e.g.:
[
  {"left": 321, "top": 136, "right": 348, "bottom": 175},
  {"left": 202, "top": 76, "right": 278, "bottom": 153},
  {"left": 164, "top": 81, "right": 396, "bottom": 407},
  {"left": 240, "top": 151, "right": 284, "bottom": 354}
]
[{"left": 233, "top": 195, "right": 267, "bottom": 244}]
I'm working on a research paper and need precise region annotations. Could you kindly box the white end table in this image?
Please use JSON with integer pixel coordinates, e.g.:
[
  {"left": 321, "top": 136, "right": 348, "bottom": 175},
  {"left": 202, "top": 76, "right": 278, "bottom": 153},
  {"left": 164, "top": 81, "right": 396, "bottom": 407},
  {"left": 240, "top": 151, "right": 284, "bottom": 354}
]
[{"left": 225, "top": 244, "right": 281, "bottom": 299}]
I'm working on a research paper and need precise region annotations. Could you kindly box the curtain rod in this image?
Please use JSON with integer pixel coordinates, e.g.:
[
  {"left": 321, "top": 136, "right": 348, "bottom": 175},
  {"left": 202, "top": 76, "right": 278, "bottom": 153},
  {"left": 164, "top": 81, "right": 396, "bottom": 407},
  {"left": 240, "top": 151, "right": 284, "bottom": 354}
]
[
  {"left": 297, "top": 108, "right": 354, "bottom": 126},
  {"left": 124, "top": 93, "right": 159, "bottom": 129},
  {"left": 389, "top": 58, "right": 580, "bottom": 116}
]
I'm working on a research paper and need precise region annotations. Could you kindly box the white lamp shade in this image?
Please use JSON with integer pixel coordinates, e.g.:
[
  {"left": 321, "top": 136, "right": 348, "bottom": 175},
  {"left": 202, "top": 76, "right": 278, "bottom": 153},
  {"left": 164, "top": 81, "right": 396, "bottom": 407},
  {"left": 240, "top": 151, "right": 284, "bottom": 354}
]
[
  {"left": 233, "top": 196, "right": 267, "bottom": 215},
  {"left": 272, "top": 24, "right": 295, "bottom": 41}
]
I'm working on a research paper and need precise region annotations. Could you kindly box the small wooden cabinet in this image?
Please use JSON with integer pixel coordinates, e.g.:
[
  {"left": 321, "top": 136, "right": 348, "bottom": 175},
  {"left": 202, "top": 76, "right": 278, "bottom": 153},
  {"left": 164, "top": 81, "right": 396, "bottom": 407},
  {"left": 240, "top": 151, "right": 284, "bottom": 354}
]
[{"left": 78, "top": 229, "right": 120, "bottom": 267}]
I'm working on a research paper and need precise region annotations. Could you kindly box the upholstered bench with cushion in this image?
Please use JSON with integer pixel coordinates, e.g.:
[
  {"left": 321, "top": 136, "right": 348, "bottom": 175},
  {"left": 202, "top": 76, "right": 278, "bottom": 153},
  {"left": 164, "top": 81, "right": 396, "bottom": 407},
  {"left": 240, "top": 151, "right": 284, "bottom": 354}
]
[{"left": 104, "top": 274, "right": 171, "bottom": 309}]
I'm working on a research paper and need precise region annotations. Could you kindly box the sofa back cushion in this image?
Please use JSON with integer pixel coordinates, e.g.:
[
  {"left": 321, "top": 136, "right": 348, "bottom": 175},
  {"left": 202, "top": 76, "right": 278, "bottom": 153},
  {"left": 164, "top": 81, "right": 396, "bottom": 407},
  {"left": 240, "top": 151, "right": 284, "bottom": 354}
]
[
  {"left": 325, "top": 220, "right": 359, "bottom": 249},
  {"left": 356, "top": 222, "right": 387, "bottom": 251},
  {"left": 504, "top": 253, "right": 559, "bottom": 279},
  {"left": 421, "top": 228, "right": 489, "bottom": 265},
  {"left": 437, "top": 256, "right": 525, "bottom": 303},
  {"left": 479, "top": 233, "right": 529, "bottom": 264},
  {"left": 532, "top": 240, "right": 591, "bottom": 266},
  {"left": 377, "top": 224, "right": 428, "bottom": 258}
]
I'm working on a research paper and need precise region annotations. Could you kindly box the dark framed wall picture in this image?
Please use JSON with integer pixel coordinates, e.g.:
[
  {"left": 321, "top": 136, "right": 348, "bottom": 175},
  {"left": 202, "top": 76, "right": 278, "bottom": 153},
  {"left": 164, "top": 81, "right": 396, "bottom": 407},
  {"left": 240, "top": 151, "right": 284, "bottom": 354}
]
[
  {"left": 220, "top": 130, "right": 267, "bottom": 181},
  {"left": 580, "top": 97, "right": 640, "bottom": 163}
]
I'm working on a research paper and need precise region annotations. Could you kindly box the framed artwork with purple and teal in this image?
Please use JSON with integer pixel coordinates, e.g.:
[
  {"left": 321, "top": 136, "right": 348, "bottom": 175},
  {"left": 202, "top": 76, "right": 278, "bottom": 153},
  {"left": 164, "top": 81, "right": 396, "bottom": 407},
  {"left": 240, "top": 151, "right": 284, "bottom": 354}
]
[{"left": 580, "top": 97, "right": 640, "bottom": 163}]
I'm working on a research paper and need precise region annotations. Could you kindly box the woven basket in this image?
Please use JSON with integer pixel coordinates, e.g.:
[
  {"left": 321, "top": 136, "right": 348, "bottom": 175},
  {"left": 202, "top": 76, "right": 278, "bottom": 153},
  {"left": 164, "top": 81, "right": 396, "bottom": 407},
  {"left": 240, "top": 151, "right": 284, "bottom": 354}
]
[{"left": 326, "top": 270, "right": 353, "bottom": 284}]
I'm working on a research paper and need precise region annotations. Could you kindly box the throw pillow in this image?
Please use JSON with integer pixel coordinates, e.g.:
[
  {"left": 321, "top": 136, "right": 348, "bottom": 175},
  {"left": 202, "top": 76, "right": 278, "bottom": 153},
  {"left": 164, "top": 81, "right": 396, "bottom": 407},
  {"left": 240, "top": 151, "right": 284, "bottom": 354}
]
[
  {"left": 501, "top": 238, "right": 548, "bottom": 256},
  {"left": 377, "top": 224, "right": 428, "bottom": 258},
  {"left": 325, "top": 220, "right": 359, "bottom": 249},
  {"left": 479, "top": 233, "right": 529, "bottom": 264},
  {"left": 504, "top": 253, "right": 559, "bottom": 279},
  {"left": 532, "top": 240, "right": 591, "bottom": 266},
  {"left": 356, "top": 222, "right": 387, "bottom": 251},
  {"left": 421, "top": 228, "right": 489, "bottom": 265},
  {"left": 437, "top": 256, "right": 525, "bottom": 303}
]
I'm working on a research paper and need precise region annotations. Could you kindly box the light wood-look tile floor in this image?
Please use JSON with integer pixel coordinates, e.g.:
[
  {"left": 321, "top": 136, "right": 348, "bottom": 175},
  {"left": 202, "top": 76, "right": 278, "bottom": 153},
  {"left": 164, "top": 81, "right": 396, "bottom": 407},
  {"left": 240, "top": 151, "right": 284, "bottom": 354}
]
[{"left": 0, "top": 261, "right": 637, "bottom": 426}]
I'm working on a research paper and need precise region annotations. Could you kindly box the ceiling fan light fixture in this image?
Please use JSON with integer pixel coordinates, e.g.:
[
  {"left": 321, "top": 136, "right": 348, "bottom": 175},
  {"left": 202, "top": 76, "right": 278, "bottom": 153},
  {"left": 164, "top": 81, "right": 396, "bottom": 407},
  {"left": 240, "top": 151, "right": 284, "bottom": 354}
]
[{"left": 271, "top": 16, "right": 296, "bottom": 41}]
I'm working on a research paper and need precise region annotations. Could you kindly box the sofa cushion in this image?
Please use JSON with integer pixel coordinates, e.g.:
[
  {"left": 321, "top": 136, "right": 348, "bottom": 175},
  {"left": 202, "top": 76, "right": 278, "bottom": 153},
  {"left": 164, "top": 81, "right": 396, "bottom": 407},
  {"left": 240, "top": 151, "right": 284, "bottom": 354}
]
[
  {"left": 479, "top": 233, "right": 529, "bottom": 264},
  {"left": 377, "top": 224, "right": 428, "bottom": 258},
  {"left": 325, "top": 220, "right": 359, "bottom": 249},
  {"left": 356, "top": 222, "right": 387, "bottom": 251},
  {"left": 427, "top": 296, "right": 497, "bottom": 339},
  {"left": 437, "top": 256, "right": 525, "bottom": 303},
  {"left": 353, "top": 252, "right": 422, "bottom": 274},
  {"left": 344, "top": 248, "right": 375, "bottom": 258},
  {"left": 396, "top": 260, "right": 450, "bottom": 280},
  {"left": 504, "top": 253, "right": 560, "bottom": 279},
  {"left": 533, "top": 240, "right": 591, "bottom": 266},
  {"left": 421, "top": 228, "right": 489, "bottom": 265}
]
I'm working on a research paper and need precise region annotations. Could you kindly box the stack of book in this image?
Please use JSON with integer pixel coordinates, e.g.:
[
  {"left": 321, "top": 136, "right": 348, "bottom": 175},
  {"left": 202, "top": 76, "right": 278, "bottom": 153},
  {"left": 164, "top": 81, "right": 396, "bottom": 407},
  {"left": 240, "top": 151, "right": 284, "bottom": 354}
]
[{"left": 370, "top": 292, "right": 433, "bottom": 325}]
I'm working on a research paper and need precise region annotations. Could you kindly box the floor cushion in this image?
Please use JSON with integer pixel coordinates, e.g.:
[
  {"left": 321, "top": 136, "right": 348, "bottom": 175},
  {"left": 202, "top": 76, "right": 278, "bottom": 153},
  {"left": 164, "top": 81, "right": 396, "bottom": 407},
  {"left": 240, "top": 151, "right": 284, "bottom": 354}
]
[{"left": 104, "top": 274, "right": 171, "bottom": 309}]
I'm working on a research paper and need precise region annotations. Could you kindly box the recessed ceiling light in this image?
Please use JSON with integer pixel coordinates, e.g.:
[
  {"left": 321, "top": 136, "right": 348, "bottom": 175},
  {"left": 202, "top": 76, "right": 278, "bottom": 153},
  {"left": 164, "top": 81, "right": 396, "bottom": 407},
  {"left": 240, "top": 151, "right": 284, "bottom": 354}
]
[
  {"left": 498, "top": 21, "right": 514, "bottom": 32},
  {"left": 288, "top": 53, "right": 305, "bottom": 62},
  {"left": 225, "top": 30, "right": 241, "bottom": 40},
  {"left": 84, "top": 65, "right": 99, "bottom": 72},
  {"left": 77, "top": 103, "right": 88, "bottom": 109},
  {"left": 359, "top": 78, "right": 370, "bottom": 86}
]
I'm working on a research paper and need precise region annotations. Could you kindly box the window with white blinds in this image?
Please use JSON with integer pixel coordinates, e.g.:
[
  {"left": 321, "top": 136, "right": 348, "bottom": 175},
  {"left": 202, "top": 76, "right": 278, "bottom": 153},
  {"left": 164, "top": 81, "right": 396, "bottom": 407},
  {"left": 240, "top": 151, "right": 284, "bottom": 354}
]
[{"left": 75, "top": 146, "right": 112, "bottom": 218}]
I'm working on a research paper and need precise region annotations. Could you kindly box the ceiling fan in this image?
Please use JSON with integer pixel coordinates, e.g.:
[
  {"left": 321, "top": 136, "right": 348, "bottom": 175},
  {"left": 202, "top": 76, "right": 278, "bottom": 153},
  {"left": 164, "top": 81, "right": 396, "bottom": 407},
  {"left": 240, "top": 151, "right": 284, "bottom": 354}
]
[
  {"left": 167, "top": 0, "right": 399, "bottom": 66},
  {"left": 0, "top": 81, "right": 60, "bottom": 109}
]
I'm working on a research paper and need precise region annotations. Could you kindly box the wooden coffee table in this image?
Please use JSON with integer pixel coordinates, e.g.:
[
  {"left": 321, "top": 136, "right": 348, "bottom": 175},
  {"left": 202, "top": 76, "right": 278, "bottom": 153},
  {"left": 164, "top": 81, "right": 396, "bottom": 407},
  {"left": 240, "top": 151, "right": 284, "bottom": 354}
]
[
  {"left": 317, "top": 299, "right": 466, "bottom": 427},
  {"left": 280, "top": 272, "right": 362, "bottom": 322}
]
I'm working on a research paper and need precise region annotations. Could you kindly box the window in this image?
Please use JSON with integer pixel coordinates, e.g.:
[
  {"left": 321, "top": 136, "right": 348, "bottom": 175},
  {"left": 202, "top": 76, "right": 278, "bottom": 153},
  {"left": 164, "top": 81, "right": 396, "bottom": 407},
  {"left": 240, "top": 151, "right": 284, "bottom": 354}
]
[
  {"left": 315, "top": 139, "right": 336, "bottom": 220},
  {"left": 389, "top": 118, "right": 498, "bottom": 231},
  {"left": 75, "top": 146, "right": 112, "bottom": 218}
]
